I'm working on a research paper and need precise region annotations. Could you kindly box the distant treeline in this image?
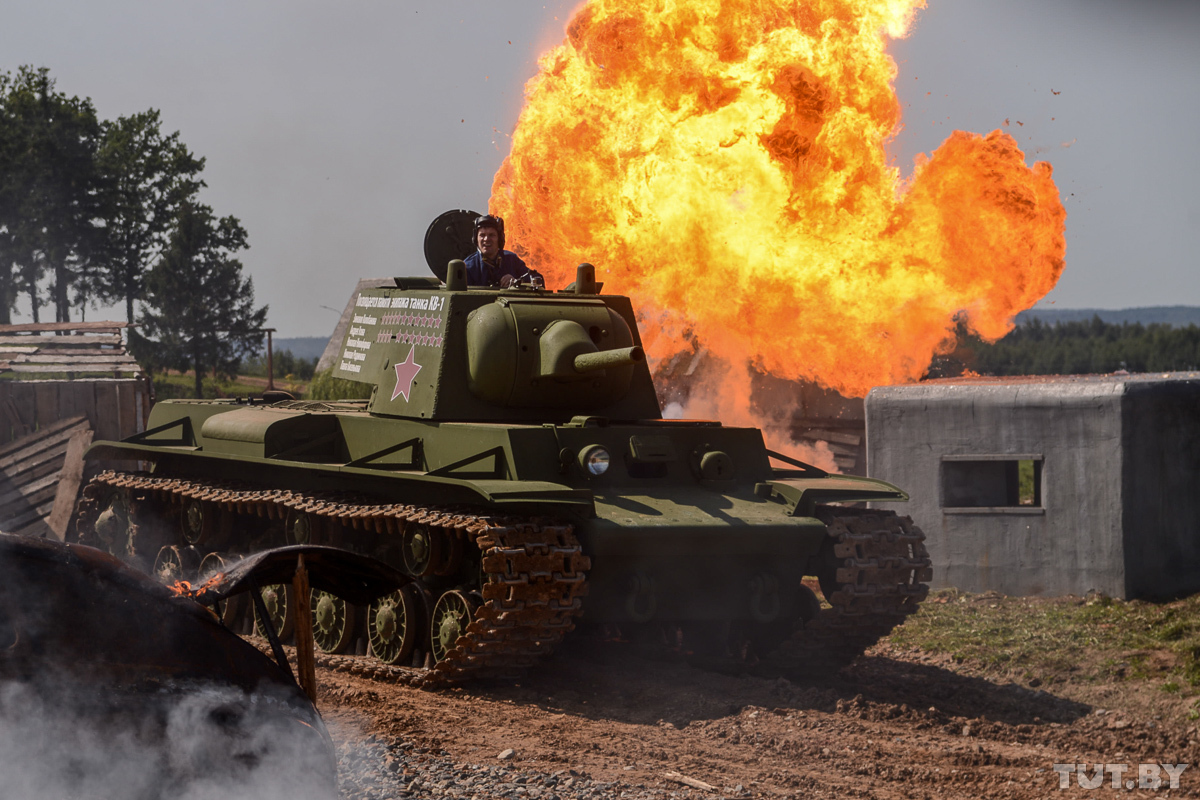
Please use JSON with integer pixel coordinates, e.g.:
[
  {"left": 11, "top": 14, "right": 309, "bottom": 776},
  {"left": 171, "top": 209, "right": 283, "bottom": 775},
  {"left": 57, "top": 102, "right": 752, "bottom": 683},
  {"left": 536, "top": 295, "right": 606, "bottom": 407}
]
[
  {"left": 932, "top": 317, "right": 1200, "bottom": 377},
  {"left": 240, "top": 350, "right": 318, "bottom": 381},
  {"left": 1015, "top": 305, "right": 1200, "bottom": 328}
]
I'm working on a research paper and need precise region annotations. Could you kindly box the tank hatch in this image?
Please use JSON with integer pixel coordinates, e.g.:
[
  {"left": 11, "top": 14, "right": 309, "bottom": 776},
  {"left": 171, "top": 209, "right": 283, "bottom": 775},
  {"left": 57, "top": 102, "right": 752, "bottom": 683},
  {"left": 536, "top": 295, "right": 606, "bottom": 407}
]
[{"left": 423, "top": 208, "right": 480, "bottom": 282}]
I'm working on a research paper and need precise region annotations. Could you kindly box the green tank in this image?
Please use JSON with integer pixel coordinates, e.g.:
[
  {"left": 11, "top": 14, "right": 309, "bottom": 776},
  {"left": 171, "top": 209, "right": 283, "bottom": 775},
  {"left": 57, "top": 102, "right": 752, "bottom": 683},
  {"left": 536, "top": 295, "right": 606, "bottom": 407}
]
[{"left": 74, "top": 210, "right": 931, "bottom": 683}]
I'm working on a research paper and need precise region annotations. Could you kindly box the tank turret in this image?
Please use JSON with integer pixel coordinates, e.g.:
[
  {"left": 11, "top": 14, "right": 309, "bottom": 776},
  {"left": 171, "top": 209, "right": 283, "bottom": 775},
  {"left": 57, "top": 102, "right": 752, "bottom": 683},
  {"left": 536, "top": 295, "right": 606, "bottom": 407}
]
[{"left": 331, "top": 257, "right": 660, "bottom": 421}]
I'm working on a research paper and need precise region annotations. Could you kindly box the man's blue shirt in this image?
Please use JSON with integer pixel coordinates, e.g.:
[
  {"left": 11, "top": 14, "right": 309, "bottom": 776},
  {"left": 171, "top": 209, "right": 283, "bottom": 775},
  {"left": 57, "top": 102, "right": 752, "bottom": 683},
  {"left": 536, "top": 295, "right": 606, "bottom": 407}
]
[{"left": 463, "top": 250, "right": 543, "bottom": 286}]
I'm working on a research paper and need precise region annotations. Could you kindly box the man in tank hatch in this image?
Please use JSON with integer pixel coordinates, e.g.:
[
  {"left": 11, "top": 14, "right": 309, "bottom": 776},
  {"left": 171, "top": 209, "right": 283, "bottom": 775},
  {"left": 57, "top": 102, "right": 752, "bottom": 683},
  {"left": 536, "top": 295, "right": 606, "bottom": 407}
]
[{"left": 463, "top": 214, "right": 544, "bottom": 288}]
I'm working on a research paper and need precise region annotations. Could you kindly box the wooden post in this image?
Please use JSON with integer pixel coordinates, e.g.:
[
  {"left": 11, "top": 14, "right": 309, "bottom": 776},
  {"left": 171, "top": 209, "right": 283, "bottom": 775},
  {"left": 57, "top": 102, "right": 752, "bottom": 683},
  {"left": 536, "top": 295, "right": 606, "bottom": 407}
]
[
  {"left": 266, "top": 329, "right": 275, "bottom": 391},
  {"left": 292, "top": 554, "right": 317, "bottom": 704}
]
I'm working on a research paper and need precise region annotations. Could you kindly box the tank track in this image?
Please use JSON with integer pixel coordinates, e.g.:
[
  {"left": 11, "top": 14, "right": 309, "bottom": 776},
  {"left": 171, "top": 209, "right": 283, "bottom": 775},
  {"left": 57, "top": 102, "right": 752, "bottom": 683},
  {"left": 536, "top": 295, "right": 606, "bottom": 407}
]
[
  {"left": 775, "top": 507, "right": 932, "bottom": 671},
  {"left": 74, "top": 470, "right": 590, "bottom": 687}
]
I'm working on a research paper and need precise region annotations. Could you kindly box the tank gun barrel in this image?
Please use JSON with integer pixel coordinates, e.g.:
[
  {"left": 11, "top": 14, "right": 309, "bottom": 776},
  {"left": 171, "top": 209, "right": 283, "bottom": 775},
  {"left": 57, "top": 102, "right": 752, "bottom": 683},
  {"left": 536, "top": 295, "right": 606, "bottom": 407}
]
[{"left": 574, "top": 346, "right": 644, "bottom": 373}]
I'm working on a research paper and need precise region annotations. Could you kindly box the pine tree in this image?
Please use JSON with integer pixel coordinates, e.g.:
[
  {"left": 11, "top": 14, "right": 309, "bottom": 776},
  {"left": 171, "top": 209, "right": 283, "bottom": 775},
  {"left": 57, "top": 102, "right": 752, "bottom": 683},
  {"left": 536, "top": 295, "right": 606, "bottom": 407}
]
[
  {"left": 0, "top": 67, "right": 103, "bottom": 323},
  {"left": 89, "top": 110, "right": 205, "bottom": 323},
  {"left": 0, "top": 71, "right": 17, "bottom": 321},
  {"left": 135, "top": 202, "right": 267, "bottom": 397}
]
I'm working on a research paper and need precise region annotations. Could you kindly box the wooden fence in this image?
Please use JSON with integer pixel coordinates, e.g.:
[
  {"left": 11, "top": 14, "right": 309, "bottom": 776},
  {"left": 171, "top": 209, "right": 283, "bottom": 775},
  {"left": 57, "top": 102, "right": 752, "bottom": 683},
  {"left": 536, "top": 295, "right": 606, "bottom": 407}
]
[
  {"left": 0, "top": 321, "right": 149, "bottom": 448},
  {"left": 0, "top": 416, "right": 93, "bottom": 539},
  {"left": 0, "top": 378, "right": 148, "bottom": 447},
  {"left": 0, "top": 322, "right": 150, "bottom": 536}
]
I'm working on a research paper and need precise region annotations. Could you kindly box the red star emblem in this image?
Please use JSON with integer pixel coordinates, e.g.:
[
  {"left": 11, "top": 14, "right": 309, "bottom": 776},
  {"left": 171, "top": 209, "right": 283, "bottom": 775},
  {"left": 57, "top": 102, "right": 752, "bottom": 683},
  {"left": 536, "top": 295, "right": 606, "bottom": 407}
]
[{"left": 391, "top": 345, "right": 423, "bottom": 402}]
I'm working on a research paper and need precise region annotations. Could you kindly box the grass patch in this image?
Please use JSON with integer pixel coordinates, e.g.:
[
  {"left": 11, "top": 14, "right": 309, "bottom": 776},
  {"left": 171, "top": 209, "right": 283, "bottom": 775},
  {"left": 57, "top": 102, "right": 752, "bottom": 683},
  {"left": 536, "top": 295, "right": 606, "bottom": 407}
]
[
  {"left": 888, "top": 589, "right": 1200, "bottom": 688},
  {"left": 153, "top": 372, "right": 274, "bottom": 400},
  {"left": 307, "top": 369, "right": 372, "bottom": 401}
]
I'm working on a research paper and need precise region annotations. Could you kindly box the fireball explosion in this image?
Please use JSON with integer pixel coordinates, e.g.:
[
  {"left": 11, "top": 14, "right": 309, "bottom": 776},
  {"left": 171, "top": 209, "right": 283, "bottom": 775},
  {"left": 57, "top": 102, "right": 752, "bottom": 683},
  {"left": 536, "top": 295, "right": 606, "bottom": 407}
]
[{"left": 491, "top": 0, "right": 1066, "bottom": 405}]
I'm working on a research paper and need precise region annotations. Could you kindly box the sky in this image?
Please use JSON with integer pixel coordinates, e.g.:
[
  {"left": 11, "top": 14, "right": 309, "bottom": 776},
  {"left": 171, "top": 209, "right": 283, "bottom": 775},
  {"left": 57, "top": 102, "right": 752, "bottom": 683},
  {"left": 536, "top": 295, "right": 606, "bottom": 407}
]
[{"left": 2, "top": 0, "right": 1198, "bottom": 338}]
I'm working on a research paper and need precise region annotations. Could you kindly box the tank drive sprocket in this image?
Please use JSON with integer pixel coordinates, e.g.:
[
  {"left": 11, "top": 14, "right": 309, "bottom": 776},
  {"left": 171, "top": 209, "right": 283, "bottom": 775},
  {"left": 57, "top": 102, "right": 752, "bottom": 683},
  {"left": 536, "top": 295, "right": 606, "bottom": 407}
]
[
  {"left": 775, "top": 507, "right": 931, "bottom": 671},
  {"left": 75, "top": 470, "right": 590, "bottom": 686}
]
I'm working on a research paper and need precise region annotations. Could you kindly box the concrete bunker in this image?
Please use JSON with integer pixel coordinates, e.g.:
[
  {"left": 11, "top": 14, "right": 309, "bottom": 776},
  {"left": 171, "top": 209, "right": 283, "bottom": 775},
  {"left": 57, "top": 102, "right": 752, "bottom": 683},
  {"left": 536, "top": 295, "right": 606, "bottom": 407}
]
[{"left": 866, "top": 372, "right": 1200, "bottom": 600}]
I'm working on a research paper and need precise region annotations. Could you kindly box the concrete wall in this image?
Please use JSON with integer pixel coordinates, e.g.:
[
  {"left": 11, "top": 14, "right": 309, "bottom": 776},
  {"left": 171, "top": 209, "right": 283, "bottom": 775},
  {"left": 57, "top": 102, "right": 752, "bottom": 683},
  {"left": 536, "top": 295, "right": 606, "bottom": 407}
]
[{"left": 865, "top": 377, "right": 1200, "bottom": 599}]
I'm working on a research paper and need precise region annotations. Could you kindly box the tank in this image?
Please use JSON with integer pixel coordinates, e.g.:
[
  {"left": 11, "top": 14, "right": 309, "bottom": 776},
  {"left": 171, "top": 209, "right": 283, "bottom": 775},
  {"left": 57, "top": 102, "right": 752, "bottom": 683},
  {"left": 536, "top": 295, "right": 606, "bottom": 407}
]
[{"left": 73, "top": 209, "right": 931, "bottom": 683}]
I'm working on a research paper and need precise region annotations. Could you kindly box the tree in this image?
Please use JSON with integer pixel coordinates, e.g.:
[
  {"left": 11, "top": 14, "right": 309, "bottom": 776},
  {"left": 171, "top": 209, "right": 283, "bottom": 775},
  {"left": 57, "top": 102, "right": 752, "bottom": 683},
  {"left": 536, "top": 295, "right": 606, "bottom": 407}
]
[
  {"left": 134, "top": 202, "right": 267, "bottom": 397},
  {"left": 0, "top": 71, "right": 18, "bottom": 320},
  {"left": 0, "top": 66, "right": 103, "bottom": 323},
  {"left": 88, "top": 110, "right": 205, "bottom": 323}
]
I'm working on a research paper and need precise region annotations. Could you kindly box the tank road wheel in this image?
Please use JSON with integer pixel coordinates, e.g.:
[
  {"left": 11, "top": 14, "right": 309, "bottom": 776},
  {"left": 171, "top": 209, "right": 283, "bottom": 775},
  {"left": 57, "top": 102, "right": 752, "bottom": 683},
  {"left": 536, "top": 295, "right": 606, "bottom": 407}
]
[
  {"left": 726, "top": 576, "right": 821, "bottom": 660},
  {"left": 401, "top": 523, "right": 443, "bottom": 576},
  {"left": 152, "top": 545, "right": 200, "bottom": 586},
  {"left": 197, "top": 551, "right": 235, "bottom": 582},
  {"left": 311, "top": 590, "right": 355, "bottom": 654},
  {"left": 286, "top": 509, "right": 314, "bottom": 545},
  {"left": 744, "top": 572, "right": 795, "bottom": 656},
  {"left": 180, "top": 498, "right": 214, "bottom": 547},
  {"left": 368, "top": 587, "right": 422, "bottom": 665},
  {"left": 196, "top": 552, "right": 247, "bottom": 628},
  {"left": 254, "top": 584, "right": 294, "bottom": 641},
  {"left": 430, "top": 590, "right": 478, "bottom": 664}
]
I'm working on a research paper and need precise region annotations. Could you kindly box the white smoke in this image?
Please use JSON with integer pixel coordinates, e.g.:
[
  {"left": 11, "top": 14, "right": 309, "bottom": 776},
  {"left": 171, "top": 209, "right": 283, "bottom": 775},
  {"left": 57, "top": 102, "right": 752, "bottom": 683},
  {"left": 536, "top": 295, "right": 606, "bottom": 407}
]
[{"left": 0, "top": 678, "right": 336, "bottom": 800}]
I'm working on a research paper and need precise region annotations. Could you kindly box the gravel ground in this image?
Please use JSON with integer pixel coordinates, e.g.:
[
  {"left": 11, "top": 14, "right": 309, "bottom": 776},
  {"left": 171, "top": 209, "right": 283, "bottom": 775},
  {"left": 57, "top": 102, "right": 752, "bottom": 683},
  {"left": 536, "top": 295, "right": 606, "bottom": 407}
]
[
  {"left": 315, "top": 633, "right": 1200, "bottom": 800},
  {"left": 334, "top": 732, "right": 646, "bottom": 800}
]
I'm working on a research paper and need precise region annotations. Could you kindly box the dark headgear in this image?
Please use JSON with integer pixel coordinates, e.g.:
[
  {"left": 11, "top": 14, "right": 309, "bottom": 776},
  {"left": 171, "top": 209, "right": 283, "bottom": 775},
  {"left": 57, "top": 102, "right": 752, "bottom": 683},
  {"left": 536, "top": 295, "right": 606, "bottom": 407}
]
[{"left": 473, "top": 214, "right": 505, "bottom": 250}]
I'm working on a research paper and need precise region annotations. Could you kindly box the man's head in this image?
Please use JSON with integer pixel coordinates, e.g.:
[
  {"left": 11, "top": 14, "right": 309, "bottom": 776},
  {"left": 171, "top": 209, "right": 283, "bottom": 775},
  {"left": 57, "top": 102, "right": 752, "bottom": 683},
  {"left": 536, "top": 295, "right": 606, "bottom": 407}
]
[{"left": 474, "top": 214, "right": 504, "bottom": 261}]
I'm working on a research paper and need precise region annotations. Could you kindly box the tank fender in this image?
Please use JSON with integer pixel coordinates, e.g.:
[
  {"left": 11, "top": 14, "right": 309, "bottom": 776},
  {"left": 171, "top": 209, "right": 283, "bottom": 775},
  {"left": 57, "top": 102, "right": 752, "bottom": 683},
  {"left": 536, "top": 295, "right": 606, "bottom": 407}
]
[
  {"left": 81, "top": 439, "right": 595, "bottom": 514},
  {"left": 763, "top": 474, "right": 908, "bottom": 518},
  {"left": 198, "top": 407, "right": 341, "bottom": 459}
]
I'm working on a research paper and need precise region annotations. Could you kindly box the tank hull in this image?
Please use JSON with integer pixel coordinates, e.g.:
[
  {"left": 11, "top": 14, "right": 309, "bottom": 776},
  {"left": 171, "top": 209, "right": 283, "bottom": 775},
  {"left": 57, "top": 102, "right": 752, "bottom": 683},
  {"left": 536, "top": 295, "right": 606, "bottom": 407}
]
[{"left": 78, "top": 399, "right": 929, "bottom": 679}]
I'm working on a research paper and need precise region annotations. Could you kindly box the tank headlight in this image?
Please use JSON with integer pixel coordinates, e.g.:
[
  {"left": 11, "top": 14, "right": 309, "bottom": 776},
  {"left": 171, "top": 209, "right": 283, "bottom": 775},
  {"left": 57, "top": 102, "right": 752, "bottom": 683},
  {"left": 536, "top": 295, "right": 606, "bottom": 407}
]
[{"left": 580, "top": 446, "right": 611, "bottom": 476}]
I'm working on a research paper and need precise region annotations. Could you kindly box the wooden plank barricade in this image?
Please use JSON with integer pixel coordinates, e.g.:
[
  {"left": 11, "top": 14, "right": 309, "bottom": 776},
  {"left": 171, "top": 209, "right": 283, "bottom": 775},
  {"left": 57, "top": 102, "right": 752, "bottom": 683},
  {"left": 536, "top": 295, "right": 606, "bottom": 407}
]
[{"left": 0, "top": 322, "right": 149, "bottom": 536}]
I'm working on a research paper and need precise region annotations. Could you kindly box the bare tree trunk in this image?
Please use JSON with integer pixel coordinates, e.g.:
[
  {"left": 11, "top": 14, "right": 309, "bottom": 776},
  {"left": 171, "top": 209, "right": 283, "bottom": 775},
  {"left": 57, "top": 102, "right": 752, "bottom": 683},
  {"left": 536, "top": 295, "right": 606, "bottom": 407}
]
[
  {"left": 0, "top": 278, "right": 12, "bottom": 325},
  {"left": 0, "top": 258, "right": 14, "bottom": 325},
  {"left": 20, "top": 254, "right": 41, "bottom": 324},
  {"left": 54, "top": 259, "right": 70, "bottom": 323},
  {"left": 192, "top": 348, "right": 203, "bottom": 398}
]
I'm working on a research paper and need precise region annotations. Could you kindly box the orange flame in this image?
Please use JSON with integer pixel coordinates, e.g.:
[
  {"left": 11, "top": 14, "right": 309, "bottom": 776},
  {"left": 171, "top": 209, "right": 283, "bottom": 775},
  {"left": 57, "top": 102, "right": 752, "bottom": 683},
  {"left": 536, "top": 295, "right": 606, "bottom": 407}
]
[
  {"left": 170, "top": 573, "right": 225, "bottom": 598},
  {"left": 491, "top": 0, "right": 1066, "bottom": 399}
]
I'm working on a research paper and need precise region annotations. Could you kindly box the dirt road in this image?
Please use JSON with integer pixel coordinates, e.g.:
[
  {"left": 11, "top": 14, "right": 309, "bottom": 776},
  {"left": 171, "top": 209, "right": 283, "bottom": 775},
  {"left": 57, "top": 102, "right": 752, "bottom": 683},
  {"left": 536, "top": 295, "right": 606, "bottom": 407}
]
[{"left": 320, "top": 634, "right": 1199, "bottom": 799}]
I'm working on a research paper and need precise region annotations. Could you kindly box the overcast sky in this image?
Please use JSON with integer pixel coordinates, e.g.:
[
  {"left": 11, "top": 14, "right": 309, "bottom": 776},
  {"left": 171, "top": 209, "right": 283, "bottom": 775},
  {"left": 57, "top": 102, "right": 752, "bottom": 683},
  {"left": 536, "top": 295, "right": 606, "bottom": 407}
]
[{"left": 2, "top": 0, "right": 1198, "bottom": 337}]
